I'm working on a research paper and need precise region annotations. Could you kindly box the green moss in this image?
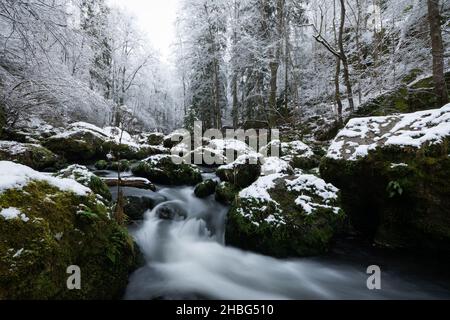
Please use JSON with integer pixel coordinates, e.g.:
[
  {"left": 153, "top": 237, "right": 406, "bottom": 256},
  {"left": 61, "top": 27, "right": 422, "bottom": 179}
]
[
  {"left": 0, "top": 143, "right": 61, "bottom": 171},
  {"left": 132, "top": 157, "right": 202, "bottom": 186},
  {"left": 215, "top": 182, "right": 239, "bottom": 205},
  {"left": 0, "top": 181, "right": 138, "bottom": 299},
  {"left": 194, "top": 179, "right": 217, "bottom": 198},
  {"left": 44, "top": 132, "right": 104, "bottom": 163},
  {"left": 216, "top": 163, "right": 261, "bottom": 189},
  {"left": 226, "top": 177, "right": 345, "bottom": 258},
  {"left": 88, "top": 176, "right": 112, "bottom": 202},
  {"left": 95, "top": 160, "right": 108, "bottom": 170},
  {"left": 356, "top": 72, "right": 450, "bottom": 117},
  {"left": 320, "top": 139, "right": 450, "bottom": 252}
]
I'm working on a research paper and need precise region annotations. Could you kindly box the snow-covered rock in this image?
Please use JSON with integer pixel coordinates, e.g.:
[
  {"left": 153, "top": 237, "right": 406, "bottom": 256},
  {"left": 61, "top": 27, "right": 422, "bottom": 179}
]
[
  {"left": 226, "top": 171, "right": 344, "bottom": 257},
  {"left": 44, "top": 121, "right": 168, "bottom": 162},
  {"left": 0, "top": 161, "right": 89, "bottom": 196},
  {"left": 321, "top": 104, "right": 450, "bottom": 252},
  {"left": 260, "top": 139, "right": 318, "bottom": 169},
  {"left": 327, "top": 104, "right": 450, "bottom": 161},
  {"left": 0, "top": 140, "right": 60, "bottom": 170},
  {"left": 216, "top": 154, "right": 262, "bottom": 188},
  {"left": 0, "top": 160, "right": 138, "bottom": 299},
  {"left": 54, "top": 164, "right": 111, "bottom": 202},
  {"left": 132, "top": 154, "right": 202, "bottom": 186}
]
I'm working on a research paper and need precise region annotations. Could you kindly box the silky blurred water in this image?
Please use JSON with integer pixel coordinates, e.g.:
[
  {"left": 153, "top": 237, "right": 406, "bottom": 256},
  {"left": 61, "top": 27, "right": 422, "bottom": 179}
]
[{"left": 124, "top": 185, "right": 450, "bottom": 300}]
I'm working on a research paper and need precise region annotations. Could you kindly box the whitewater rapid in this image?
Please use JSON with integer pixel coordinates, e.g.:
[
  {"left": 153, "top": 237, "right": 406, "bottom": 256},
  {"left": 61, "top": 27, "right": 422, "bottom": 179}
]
[{"left": 124, "top": 185, "right": 450, "bottom": 300}]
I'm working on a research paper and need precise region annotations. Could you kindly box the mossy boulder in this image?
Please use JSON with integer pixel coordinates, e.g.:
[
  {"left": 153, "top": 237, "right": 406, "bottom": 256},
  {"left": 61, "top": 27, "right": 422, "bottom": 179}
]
[
  {"left": 44, "top": 130, "right": 106, "bottom": 162},
  {"left": 226, "top": 173, "right": 344, "bottom": 257},
  {"left": 215, "top": 182, "right": 239, "bottom": 205},
  {"left": 163, "top": 130, "right": 186, "bottom": 148},
  {"left": 194, "top": 179, "right": 218, "bottom": 198},
  {"left": 216, "top": 154, "right": 261, "bottom": 189},
  {"left": 0, "top": 165, "right": 138, "bottom": 299},
  {"left": 354, "top": 71, "right": 450, "bottom": 117},
  {"left": 132, "top": 155, "right": 202, "bottom": 186},
  {"left": 0, "top": 141, "right": 61, "bottom": 171},
  {"left": 320, "top": 104, "right": 450, "bottom": 252},
  {"left": 55, "top": 165, "right": 112, "bottom": 202},
  {"left": 94, "top": 160, "right": 108, "bottom": 170},
  {"left": 139, "top": 132, "right": 165, "bottom": 146}
]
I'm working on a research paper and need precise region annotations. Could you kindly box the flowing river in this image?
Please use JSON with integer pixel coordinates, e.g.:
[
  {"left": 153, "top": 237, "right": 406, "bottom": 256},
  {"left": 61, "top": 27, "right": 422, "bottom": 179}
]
[{"left": 116, "top": 171, "right": 450, "bottom": 300}]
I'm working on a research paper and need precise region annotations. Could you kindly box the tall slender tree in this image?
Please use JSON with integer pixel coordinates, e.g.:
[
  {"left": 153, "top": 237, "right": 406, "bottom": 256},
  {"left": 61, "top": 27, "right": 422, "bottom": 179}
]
[{"left": 427, "top": 0, "right": 448, "bottom": 107}]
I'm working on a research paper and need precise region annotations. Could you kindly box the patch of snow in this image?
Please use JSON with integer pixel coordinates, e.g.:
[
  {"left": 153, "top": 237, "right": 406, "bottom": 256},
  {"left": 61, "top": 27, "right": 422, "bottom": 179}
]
[
  {"left": 327, "top": 104, "right": 450, "bottom": 161},
  {"left": 0, "top": 141, "right": 42, "bottom": 156},
  {"left": 239, "top": 173, "right": 285, "bottom": 202},
  {"left": 0, "top": 161, "right": 90, "bottom": 196},
  {"left": 261, "top": 157, "right": 292, "bottom": 175},
  {"left": 12, "top": 248, "right": 24, "bottom": 258},
  {"left": 0, "top": 207, "right": 29, "bottom": 222}
]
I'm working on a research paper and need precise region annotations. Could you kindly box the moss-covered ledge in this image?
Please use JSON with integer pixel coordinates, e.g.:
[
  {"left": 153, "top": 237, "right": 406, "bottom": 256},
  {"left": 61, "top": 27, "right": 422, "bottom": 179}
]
[{"left": 0, "top": 180, "right": 139, "bottom": 299}]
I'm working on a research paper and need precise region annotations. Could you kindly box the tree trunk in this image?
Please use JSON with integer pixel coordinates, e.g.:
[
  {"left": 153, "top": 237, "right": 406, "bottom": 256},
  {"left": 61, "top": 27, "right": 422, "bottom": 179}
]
[
  {"left": 213, "top": 58, "right": 222, "bottom": 129},
  {"left": 339, "top": 0, "right": 355, "bottom": 112},
  {"left": 333, "top": 0, "right": 343, "bottom": 121},
  {"left": 427, "top": 0, "right": 448, "bottom": 107}
]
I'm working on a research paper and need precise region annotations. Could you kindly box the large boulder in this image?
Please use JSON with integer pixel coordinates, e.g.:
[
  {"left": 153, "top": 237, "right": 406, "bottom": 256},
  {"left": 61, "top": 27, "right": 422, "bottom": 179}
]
[
  {"left": 216, "top": 154, "right": 262, "bottom": 189},
  {"left": 44, "top": 123, "right": 107, "bottom": 162},
  {"left": 215, "top": 181, "right": 239, "bottom": 205},
  {"left": 0, "top": 161, "right": 138, "bottom": 299},
  {"left": 0, "top": 141, "right": 61, "bottom": 171},
  {"left": 54, "top": 165, "right": 112, "bottom": 202},
  {"left": 194, "top": 179, "right": 218, "bottom": 198},
  {"left": 44, "top": 122, "right": 169, "bottom": 163},
  {"left": 226, "top": 172, "right": 344, "bottom": 257},
  {"left": 136, "top": 132, "right": 165, "bottom": 146},
  {"left": 132, "top": 155, "right": 202, "bottom": 186},
  {"left": 320, "top": 104, "right": 450, "bottom": 252}
]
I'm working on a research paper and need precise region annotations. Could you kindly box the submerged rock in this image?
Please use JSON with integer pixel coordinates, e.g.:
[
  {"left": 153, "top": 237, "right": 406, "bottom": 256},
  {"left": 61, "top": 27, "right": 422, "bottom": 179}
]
[
  {"left": 154, "top": 202, "right": 187, "bottom": 221},
  {"left": 0, "top": 161, "right": 138, "bottom": 299},
  {"left": 320, "top": 104, "right": 450, "bottom": 252},
  {"left": 132, "top": 155, "right": 202, "bottom": 186},
  {"left": 226, "top": 172, "right": 344, "bottom": 257},
  {"left": 0, "top": 141, "right": 61, "bottom": 171},
  {"left": 111, "top": 187, "right": 166, "bottom": 221}
]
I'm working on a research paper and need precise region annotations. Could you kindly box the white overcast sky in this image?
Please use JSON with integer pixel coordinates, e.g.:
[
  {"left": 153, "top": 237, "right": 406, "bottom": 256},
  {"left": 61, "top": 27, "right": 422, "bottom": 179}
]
[{"left": 107, "top": 0, "right": 179, "bottom": 63}]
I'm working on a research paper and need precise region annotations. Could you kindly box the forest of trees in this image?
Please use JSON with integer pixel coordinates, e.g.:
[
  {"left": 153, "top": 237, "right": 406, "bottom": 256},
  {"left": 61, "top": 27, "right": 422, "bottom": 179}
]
[
  {"left": 0, "top": 0, "right": 181, "bottom": 132},
  {"left": 175, "top": 0, "right": 449, "bottom": 130},
  {"left": 0, "top": 0, "right": 448, "bottom": 133}
]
